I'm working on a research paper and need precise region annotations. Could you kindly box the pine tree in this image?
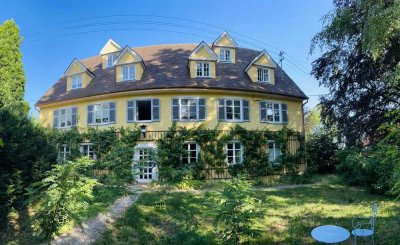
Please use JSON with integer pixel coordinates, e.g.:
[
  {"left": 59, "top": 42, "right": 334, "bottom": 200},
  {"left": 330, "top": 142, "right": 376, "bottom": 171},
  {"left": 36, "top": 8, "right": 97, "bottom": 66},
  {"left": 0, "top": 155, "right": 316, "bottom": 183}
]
[{"left": 0, "top": 19, "right": 26, "bottom": 107}]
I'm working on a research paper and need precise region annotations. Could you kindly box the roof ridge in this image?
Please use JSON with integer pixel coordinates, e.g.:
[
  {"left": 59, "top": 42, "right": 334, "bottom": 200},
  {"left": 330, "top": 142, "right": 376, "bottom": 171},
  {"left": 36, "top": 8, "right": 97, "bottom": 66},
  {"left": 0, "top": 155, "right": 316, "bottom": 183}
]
[{"left": 132, "top": 43, "right": 198, "bottom": 49}]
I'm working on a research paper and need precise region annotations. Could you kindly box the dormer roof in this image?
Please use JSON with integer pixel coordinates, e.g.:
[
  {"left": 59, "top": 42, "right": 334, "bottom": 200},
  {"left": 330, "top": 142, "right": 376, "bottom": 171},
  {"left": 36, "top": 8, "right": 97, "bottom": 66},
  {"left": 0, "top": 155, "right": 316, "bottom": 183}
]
[
  {"left": 64, "top": 58, "right": 95, "bottom": 77},
  {"left": 188, "top": 41, "right": 218, "bottom": 61},
  {"left": 113, "top": 45, "right": 144, "bottom": 65},
  {"left": 212, "top": 31, "right": 238, "bottom": 48},
  {"left": 245, "top": 49, "right": 278, "bottom": 72},
  {"left": 100, "top": 39, "right": 122, "bottom": 55}
]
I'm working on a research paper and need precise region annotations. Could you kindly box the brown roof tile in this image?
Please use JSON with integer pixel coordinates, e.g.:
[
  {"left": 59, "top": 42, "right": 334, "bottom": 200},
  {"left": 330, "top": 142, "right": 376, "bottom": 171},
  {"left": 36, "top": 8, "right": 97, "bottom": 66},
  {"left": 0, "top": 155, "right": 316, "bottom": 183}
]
[{"left": 36, "top": 44, "right": 307, "bottom": 106}]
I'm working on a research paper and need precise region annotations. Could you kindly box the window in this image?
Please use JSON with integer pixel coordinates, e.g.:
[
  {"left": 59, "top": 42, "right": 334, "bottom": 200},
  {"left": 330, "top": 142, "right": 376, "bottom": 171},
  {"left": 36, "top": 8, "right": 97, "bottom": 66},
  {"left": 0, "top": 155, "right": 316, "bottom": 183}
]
[
  {"left": 138, "top": 148, "right": 151, "bottom": 161},
  {"left": 217, "top": 99, "right": 249, "bottom": 122},
  {"left": 53, "top": 107, "right": 77, "bottom": 128},
  {"left": 71, "top": 74, "right": 82, "bottom": 89},
  {"left": 106, "top": 54, "right": 117, "bottom": 68},
  {"left": 172, "top": 98, "right": 206, "bottom": 121},
  {"left": 225, "top": 142, "right": 242, "bottom": 165},
  {"left": 220, "top": 49, "right": 231, "bottom": 62},
  {"left": 122, "top": 64, "right": 135, "bottom": 81},
  {"left": 127, "top": 99, "right": 160, "bottom": 122},
  {"left": 135, "top": 148, "right": 154, "bottom": 180},
  {"left": 196, "top": 62, "right": 210, "bottom": 77},
  {"left": 182, "top": 142, "right": 199, "bottom": 164},
  {"left": 60, "top": 145, "right": 70, "bottom": 163},
  {"left": 87, "top": 102, "right": 116, "bottom": 125},
  {"left": 268, "top": 141, "right": 282, "bottom": 163},
  {"left": 260, "top": 101, "right": 288, "bottom": 124},
  {"left": 257, "top": 67, "right": 269, "bottom": 82},
  {"left": 80, "top": 143, "right": 95, "bottom": 159}
]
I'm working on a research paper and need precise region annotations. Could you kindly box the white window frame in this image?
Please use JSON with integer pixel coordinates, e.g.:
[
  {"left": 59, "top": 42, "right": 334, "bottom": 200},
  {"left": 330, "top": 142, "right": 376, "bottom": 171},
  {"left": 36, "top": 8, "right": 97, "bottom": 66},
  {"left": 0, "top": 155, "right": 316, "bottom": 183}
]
[
  {"left": 225, "top": 141, "right": 243, "bottom": 165},
  {"left": 127, "top": 98, "right": 156, "bottom": 123},
  {"left": 196, "top": 62, "right": 210, "bottom": 77},
  {"left": 257, "top": 67, "right": 269, "bottom": 83},
  {"left": 106, "top": 54, "right": 117, "bottom": 68},
  {"left": 92, "top": 102, "right": 114, "bottom": 125},
  {"left": 175, "top": 97, "right": 202, "bottom": 121},
  {"left": 265, "top": 101, "right": 282, "bottom": 124},
  {"left": 80, "top": 143, "right": 96, "bottom": 160},
  {"left": 267, "top": 140, "right": 282, "bottom": 163},
  {"left": 219, "top": 48, "right": 231, "bottom": 63},
  {"left": 122, "top": 64, "right": 135, "bottom": 81},
  {"left": 224, "top": 98, "right": 243, "bottom": 122},
  {"left": 60, "top": 144, "right": 70, "bottom": 163},
  {"left": 71, "top": 74, "right": 82, "bottom": 90},
  {"left": 182, "top": 142, "right": 200, "bottom": 164},
  {"left": 54, "top": 107, "right": 76, "bottom": 129},
  {"left": 133, "top": 143, "right": 158, "bottom": 182}
]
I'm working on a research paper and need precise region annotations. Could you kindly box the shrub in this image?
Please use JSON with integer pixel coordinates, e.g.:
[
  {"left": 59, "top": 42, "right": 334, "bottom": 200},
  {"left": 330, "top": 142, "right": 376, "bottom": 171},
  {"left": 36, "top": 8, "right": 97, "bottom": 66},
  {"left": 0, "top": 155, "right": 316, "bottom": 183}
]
[
  {"left": 336, "top": 149, "right": 365, "bottom": 186},
  {"left": 306, "top": 133, "right": 338, "bottom": 173},
  {"left": 214, "top": 176, "right": 261, "bottom": 245},
  {"left": 28, "top": 157, "right": 98, "bottom": 242}
]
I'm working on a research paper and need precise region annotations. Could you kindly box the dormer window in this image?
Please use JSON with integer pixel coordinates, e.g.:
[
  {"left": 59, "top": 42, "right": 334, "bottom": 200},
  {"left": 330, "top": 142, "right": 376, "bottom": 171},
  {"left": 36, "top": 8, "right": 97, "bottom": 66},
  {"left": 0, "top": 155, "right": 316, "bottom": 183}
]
[
  {"left": 257, "top": 67, "right": 269, "bottom": 83},
  {"left": 220, "top": 48, "right": 231, "bottom": 63},
  {"left": 106, "top": 54, "right": 117, "bottom": 68},
  {"left": 71, "top": 74, "right": 82, "bottom": 89},
  {"left": 196, "top": 62, "right": 210, "bottom": 77},
  {"left": 122, "top": 64, "right": 135, "bottom": 81}
]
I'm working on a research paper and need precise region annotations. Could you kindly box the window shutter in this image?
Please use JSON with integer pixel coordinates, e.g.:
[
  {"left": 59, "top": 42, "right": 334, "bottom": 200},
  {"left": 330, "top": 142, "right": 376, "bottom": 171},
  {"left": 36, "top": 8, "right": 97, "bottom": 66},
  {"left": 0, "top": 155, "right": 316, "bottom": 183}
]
[
  {"left": 172, "top": 99, "right": 179, "bottom": 120},
  {"left": 242, "top": 100, "right": 250, "bottom": 121},
  {"left": 109, "top": 102, "right": 116, "bottom": 123},
  {"left": 260, "top": 101, "right": 266, "bottom": 122},
  {"left": 217, "top": 99, "right": 225, "bottom": 121},
  {"left": 87, "top": 105, "right": 93, "bottom": 125},
  {"left": 198, "top": 98, "right": 206, "bottom": 120},
  {"left": 127, "top": 100, "right": 135, "bottom": 122},
  {"left": 71, "top": 107, "right": 77, "bottom": 126},
  {"left": 53, "top": 110, "right": 59, "bottom": 128},
  {"left": 282, "top": 103, "right": 288, "bottom": 124},
  {"left": 152, "top": 99, "right": 160, "bottom": 121}
]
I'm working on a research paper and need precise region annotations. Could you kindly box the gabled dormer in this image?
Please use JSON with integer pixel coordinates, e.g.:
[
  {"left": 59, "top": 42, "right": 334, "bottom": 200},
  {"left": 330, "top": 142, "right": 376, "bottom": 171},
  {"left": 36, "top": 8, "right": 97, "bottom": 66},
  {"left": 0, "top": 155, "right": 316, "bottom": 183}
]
[
  {"left": 212, "top": 31, "right": 238, "bottom": 64},
  {"left": 113, "top": 46, "right": 145, "bottom": 82},
  {"left": 100, "top": 39, "right": 122, "bottom": 69},
  {"left": 188, "top": 41, "right": 218, "bottom": 78},
  {"left": 64, "top": 59, "right": 94, "bottom": 92},
  {"left": 245, "top": 50, "right": 277, "bottom": 84}
]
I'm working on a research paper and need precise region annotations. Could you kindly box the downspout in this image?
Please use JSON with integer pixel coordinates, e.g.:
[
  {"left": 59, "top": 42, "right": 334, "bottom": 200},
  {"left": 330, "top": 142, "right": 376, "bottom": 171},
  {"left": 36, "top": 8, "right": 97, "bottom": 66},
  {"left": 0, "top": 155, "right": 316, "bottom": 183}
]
[{"left": 302, "top": 98, "right": 309, "bottom": 171}]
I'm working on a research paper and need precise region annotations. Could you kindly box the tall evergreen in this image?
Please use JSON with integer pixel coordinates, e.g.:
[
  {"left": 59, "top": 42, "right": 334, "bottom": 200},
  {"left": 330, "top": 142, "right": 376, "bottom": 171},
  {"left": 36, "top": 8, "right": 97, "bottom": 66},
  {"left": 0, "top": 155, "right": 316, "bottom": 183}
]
[{"left": 0, "top": 19, "right": 25, "bottom": 107}]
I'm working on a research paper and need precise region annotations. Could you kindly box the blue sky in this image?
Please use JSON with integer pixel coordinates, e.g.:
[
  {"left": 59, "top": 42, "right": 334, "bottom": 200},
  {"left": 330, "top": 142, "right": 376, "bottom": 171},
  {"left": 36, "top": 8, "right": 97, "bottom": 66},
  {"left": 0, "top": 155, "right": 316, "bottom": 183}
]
[{"left": 0, "top": 0, "right": 332, "bottom": 116}]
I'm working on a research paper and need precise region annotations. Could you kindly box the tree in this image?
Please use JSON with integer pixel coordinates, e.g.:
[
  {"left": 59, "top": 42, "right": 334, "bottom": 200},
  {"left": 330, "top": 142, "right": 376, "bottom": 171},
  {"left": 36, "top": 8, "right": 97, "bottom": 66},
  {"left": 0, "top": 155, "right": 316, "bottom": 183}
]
[
  {"left": 311, "top": 0, "right": 400, "bottom": 146},
  {"left": 304, "top": 106, "right": 322, "bottom": 139},
  {"left": 0, "top": 19, "right": 26, "bottom": 107}
]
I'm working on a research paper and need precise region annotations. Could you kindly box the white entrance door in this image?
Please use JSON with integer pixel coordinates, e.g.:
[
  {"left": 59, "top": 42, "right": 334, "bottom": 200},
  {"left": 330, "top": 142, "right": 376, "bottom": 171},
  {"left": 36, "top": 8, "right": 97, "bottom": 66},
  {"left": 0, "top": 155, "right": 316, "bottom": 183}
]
[{"left": 133, "top": 144, "right": 157, "bottom": 183}]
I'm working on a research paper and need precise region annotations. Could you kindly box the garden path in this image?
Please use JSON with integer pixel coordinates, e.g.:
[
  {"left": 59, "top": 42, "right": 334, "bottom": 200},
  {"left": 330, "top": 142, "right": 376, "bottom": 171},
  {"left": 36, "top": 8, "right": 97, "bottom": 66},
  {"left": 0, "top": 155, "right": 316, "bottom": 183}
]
[{"left": 51, "top": 184, "right": 151, "bottom": 245}]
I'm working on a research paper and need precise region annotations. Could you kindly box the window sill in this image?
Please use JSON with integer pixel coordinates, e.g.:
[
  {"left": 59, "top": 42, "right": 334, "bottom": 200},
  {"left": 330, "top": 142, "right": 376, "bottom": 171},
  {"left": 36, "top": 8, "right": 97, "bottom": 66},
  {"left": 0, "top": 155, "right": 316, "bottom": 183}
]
[
  {"left": 88, "top": 122, "right": 116, "bottom": 126},
  {"left": 120, "top": 79, "right": 137, "bottom": 82}
]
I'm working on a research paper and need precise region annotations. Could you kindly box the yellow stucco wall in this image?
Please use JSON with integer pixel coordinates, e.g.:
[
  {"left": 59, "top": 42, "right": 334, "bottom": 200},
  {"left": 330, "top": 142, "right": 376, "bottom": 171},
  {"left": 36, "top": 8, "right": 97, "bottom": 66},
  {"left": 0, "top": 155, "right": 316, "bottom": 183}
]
[
  {"left": 214, "top": 35, "right": 236, "bottom": 47},
  {"left": 190, "top": 46, "right": 215, "bottom": 60},
  {"left": 66, "top": 72, "right": 93, "bottom": 91},
  {"left": 100, "top": 41, "right": 121, "bottom": 55},
  {"left": 101, "top": 51, "right": 120, "bottom": 69},
  {"left": 115, "top": 62, "right": 144, "bottom": 82},
  {"left": 213, "top": 47, "right": 236, "bottom": 63},
  {"left": 38, "top": 91, "right": 304, "bottom": 132},
  {"left": 247, "top": 65, "right": 275, "bottom": 84},
  {"left": 188, "top": 60, "right": 216, "bottom": 78}
]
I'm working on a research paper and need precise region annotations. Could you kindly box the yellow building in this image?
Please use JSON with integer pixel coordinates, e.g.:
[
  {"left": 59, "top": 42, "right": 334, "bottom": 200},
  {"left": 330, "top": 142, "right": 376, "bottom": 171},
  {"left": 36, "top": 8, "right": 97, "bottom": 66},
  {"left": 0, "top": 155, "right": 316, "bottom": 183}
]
[{"left": 36, "top": 32, "right": 308, "bottom": 181}]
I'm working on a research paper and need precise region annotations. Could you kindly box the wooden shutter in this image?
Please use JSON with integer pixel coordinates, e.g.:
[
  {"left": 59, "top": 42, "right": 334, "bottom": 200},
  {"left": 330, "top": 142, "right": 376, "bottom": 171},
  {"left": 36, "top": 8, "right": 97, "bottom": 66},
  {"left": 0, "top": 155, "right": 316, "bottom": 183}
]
[
  {"left": 127, "top": 100, "right": 135, "bottom": 122},
  {"left": 71, "top": 107, "right": 77, "bottom": 126},
  {"left": 152, "top": 99, "right": 160, "bottom": 121},
  {"left": 53, "top": 110, "right": 59, "bottom": 128},
  {"left": 109, "top": 102, "right": 116, "bottom": 123},
  {"left": 242, "top": 100, "right": 250, "bottom": 121},
  {"left": 260, "top": 101, "right": 266, "bottom": 122},
  {"left": 172, "top": 98, "right": 179, "bottom": 120},
  {"left": 217, "top": 99, "right": 225, "bottom": 121},
  {"left": 87, "top": 105, "right": 93, "bottom": 125},
  {"left": 282, "top": 103, "right": 288, "bottom": 124},
  {"left": 198, "top": 98, "right": 206, "bottom": 120}
]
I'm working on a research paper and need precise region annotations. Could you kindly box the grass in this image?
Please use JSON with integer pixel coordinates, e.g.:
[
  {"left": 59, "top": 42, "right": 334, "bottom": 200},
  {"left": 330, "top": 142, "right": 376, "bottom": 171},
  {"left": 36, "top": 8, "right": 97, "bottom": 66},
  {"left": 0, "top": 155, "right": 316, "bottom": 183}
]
[
  {"left": 94, "top": 182, "right": 400, "bottom": 245},
  {"left": 2, "top": 185, "right": 125, "bottom": 245}
]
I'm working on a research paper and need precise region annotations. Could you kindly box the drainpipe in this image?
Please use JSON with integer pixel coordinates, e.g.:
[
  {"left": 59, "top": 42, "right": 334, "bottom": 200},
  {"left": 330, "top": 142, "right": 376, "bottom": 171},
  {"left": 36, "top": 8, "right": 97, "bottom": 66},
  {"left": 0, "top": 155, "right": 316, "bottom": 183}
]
[{"left": 302, "top": 98, "right": 309, "bottom": 171}]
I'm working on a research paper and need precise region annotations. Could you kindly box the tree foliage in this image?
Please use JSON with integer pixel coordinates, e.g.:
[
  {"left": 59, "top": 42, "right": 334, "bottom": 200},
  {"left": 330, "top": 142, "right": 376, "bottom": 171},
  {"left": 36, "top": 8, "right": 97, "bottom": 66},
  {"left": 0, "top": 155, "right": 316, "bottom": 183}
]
[
  {"left": 311, "top": 0, "right": 400, "bottom": 146},
  {"left": 0, "top": 19, "right": 26, "bottom": 107}
]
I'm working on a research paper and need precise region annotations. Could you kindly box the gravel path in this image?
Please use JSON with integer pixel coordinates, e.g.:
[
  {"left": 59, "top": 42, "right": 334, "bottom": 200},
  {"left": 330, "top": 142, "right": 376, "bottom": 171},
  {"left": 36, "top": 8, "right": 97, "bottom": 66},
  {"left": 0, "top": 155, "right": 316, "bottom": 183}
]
[{"left": 51, "top": 184, "right": 150, "bottom": 245}]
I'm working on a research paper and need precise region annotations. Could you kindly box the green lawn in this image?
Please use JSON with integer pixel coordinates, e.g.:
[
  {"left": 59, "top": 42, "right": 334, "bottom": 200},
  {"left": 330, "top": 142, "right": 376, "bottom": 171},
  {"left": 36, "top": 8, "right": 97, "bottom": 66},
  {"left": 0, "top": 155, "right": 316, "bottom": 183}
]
[{"left": 95, "top": 183, "right": 400, "bottom": 245}]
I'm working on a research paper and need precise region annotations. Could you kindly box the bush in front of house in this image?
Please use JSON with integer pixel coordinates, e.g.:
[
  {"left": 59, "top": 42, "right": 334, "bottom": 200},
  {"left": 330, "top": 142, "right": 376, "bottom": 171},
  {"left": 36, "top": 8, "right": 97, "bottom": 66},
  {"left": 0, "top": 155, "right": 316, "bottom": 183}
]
[{"left": 306, "top": 132, "right": 338, "bottom": 173}]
